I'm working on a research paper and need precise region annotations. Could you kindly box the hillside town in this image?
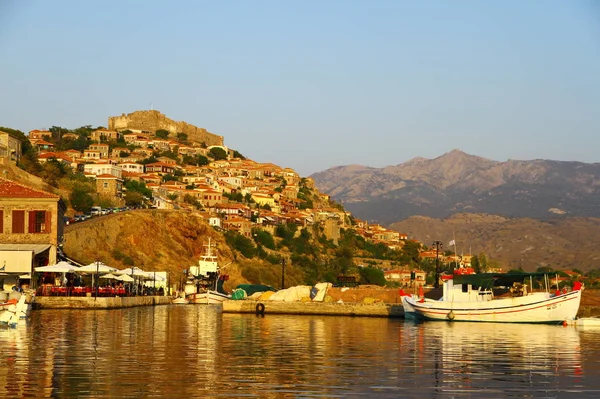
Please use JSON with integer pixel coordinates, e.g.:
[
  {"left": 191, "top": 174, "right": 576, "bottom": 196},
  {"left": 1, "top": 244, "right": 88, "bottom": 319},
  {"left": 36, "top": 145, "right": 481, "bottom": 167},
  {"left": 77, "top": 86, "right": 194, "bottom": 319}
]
[{"left": 0, "top": 115, "right": 588, "bottom": 291}]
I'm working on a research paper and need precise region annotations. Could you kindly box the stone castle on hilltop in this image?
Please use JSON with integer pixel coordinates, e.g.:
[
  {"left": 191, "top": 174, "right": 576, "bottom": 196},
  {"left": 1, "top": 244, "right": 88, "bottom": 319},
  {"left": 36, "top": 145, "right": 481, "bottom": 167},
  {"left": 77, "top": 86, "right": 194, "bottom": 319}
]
[{"left": 108, "top": 110, "right": 224, "bottom": 147}]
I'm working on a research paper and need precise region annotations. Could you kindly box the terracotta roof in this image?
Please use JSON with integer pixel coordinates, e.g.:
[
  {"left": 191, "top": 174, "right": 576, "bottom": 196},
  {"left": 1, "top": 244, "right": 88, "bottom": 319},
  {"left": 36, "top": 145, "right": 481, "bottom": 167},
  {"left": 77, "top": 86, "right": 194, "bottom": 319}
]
[{"left": 0, "top": 178, "right": 59, "bottom": 199}]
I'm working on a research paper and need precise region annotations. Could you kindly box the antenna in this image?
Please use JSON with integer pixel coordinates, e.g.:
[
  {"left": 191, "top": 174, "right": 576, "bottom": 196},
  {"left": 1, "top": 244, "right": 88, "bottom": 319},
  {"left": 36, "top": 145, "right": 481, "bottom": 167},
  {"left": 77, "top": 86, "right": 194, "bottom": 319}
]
[{"left": 150, "top": 102, "right": 154, "bottom": 111}]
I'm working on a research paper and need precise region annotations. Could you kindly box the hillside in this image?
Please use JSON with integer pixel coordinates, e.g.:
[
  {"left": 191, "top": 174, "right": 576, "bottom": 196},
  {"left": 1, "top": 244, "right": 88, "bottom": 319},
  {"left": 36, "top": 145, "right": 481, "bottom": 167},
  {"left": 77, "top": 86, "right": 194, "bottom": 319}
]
[
  {"left": 389, "top": 213, "right": 600, "bottom": 272},
  {"left": 63, "top": 210, "right": 246, "bottom": 290},
  {"left": 311, "top": 150, "right": 600, "bottom": 225}
]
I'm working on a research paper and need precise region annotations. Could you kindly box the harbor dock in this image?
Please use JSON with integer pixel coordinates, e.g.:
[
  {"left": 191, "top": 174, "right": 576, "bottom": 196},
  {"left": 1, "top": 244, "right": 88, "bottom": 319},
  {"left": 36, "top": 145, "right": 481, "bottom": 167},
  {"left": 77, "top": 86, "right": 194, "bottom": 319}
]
[
  {"left": 222, "top": 300, "right": 405, "bottom": 318},
  {"left": 33, "top": 295, "right": 172, "bottom": 309}
]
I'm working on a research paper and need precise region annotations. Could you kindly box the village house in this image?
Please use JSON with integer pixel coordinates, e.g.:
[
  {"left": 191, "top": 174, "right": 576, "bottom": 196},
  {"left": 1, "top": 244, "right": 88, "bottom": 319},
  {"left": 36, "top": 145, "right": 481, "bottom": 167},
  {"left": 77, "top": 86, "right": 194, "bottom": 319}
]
[
  {"left": 64, "top": 149, "right": 82, "bottom": 159},
  {"left": 89, "top": 144, "right": 110, "bottom": 158},
  {"left": 61, "top": 133, "right": 79, "bottom": 140},
  {"left": 384, "top": 269, "right": 427, "bottom": 287},
  {"left": 145, "top": 162, "right": 175, "bottom": 175},
  {"left": 0, "top": 178, "right": 66, "bottom": 289},
  {"left": 90, "top": 129, "right": 121, "bottom": 142},
  {"left": 123, "top": 133, "right": 149, "bottom": 144},
  {"left": 118, "top": 162, "right": 144, "bottom": 174},
  {"left": 83, "top": 149, "right": 101, "bottom": 160},
  {"left": 83, "top": 163, "right": 123, "bottom": 178},
  {"left": 28, "top": 130, "right": 53, "bottom": 140},
  {"left": 210, "top": 203, "right": 251, "bottom": 218},
  {"left": 156, "top": 156, "right": 177, "bottom": 165},
  {"left": 251, "top": 192, "right": 275, "bottom": 207},
  {"left": 94, "top": 174, "right": 123, "bottom": 201},
  {"left": 0, "top": 130, "right": 22, "bottom": 162},
  {"left": 223, "top": 216, "right": 252, "bottom": 237},
  {"left": 111, "top": 147, "right": 131, "bottom": 158},
  {"left": 33, "top": 139, "right": 55, "bottom": 152}
]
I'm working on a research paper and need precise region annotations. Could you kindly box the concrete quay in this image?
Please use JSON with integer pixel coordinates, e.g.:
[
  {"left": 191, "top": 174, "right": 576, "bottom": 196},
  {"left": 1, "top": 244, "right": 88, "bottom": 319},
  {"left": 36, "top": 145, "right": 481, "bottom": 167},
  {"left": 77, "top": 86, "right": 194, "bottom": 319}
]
[
  {"left": 222, "top": 300, "right": 405, "bottom": 318},
  {"left": 33, "top": 295, "right": 172, "bottom": 309}
]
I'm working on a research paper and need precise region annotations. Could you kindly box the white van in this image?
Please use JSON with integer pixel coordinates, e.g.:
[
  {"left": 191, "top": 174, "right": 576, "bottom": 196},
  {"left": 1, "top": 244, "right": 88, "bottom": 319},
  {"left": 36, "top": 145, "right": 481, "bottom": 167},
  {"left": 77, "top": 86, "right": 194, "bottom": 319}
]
[{"left": 90, "top": 206, "right": 102, "bottom": 216}]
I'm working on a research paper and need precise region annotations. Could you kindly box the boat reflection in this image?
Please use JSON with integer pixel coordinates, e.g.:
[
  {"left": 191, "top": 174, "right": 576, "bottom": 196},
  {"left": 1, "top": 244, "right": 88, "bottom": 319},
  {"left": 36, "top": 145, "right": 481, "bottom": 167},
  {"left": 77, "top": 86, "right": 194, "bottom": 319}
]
[{"left": 401, "top": 321, "right": 583, "bottom": 394}]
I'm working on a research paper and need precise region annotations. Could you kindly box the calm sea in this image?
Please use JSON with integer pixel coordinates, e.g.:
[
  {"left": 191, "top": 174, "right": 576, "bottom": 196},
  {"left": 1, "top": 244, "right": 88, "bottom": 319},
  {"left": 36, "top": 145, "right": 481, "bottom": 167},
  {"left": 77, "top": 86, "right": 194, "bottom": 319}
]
[{"left": 1, "top": 305, "right": 599, "bottom": 398}]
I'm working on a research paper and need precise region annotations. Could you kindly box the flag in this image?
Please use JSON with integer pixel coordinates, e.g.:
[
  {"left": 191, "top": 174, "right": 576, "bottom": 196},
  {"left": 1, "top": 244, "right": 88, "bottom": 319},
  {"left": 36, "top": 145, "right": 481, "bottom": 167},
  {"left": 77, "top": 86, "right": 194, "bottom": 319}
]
[{"left": 448, "top": 239, "right": 455, "bottom": 246}]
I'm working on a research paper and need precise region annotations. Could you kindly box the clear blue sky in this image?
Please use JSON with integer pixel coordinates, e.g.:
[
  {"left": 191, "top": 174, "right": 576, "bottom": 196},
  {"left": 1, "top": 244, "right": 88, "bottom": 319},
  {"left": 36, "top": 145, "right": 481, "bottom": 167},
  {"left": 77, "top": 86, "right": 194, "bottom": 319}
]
[{"left": 1, "top": 0, "right": 599, "bottom": 176}]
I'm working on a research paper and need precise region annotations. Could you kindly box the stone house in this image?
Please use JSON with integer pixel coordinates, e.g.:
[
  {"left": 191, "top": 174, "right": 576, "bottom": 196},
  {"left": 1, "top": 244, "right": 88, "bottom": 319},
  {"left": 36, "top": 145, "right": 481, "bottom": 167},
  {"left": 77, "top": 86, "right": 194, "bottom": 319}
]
[
  {"left": 28, "top": 130, "right": 53, "bottom": 140},
  {"left": 95, "top": 174, "right": 123, "bottom": 200},
  {"left": 223, "top": 216, "right": 252, "bottom": 237},
  {"left": 91, "top": 129, "right": 121, "bottom": 142},
  {"left": 89, "top": 144, "right": 110, "bottom": 159},
  {"left": 0, "top": 131, "right": 22, "bottom": 162},
  {"left": 0, "top": 178, "right": 66, "bottom": 289},
  {"left": 83, "top": 150, "right": 101, "bottom": 160}
]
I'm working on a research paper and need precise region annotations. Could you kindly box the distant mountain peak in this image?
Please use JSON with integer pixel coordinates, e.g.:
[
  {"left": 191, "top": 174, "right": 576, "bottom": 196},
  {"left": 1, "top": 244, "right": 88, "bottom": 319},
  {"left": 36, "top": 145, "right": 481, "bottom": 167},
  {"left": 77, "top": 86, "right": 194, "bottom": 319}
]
[{"left": 311, "top": 151, "right": 600, "bottom": 225}]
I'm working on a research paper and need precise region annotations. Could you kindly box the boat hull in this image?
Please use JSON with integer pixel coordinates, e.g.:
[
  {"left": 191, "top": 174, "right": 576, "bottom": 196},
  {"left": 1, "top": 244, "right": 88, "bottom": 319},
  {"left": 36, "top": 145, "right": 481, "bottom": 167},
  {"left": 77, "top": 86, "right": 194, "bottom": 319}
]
[
  {"left": 188, "top": 290, "right": 230, "bottom": 305},
  {"left": 402, "top": 290, "right": 582, "bottom": 324}
]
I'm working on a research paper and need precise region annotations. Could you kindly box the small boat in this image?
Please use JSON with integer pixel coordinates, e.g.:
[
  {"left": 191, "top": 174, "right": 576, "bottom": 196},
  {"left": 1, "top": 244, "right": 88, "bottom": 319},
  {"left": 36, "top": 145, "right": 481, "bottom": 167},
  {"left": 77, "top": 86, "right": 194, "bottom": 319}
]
[
  {"left": 186, "top": 238, "right": 231, "bottom": 305},
  {"left": 0, "top": 293, "right": 30, "bottom": 327},
  {"left": 402, "top": 272, "right": 583, "bottom": 324},
  {"left": 172, "top": 294, "right": 189, "bottom": 305},
  {"left": 572, "top": 317, "right": 600, "bottom": 327}
]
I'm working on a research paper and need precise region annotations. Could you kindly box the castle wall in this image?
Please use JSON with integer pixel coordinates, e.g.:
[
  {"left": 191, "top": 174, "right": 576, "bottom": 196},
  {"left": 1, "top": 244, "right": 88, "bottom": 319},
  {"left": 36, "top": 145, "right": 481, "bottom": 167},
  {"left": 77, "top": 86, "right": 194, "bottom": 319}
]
[{"left": 108, "top": 110, "right": 224, "bottom": 147}]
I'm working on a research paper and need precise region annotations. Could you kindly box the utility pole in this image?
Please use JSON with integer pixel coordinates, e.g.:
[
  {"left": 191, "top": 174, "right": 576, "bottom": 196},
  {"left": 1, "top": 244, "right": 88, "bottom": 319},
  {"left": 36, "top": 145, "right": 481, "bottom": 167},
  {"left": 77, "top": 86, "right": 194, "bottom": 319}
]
[{"left": 432, "top": 241, "right": 443, "bottom": 289}]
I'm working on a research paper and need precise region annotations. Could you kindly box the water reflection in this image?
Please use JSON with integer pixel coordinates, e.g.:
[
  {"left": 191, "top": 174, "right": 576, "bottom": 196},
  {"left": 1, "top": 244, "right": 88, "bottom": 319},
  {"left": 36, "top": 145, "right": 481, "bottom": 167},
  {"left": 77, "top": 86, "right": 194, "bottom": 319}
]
[{"left": 1, "top": 307, "right": 600, "bottom": 398}]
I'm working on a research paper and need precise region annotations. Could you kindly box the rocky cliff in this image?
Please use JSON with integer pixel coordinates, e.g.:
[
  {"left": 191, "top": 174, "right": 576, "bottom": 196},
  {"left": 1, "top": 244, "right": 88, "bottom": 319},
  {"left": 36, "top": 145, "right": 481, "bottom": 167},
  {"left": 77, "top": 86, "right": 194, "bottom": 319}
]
[{"left": 108, "top": 110, "right": 224, "bottom": 146}]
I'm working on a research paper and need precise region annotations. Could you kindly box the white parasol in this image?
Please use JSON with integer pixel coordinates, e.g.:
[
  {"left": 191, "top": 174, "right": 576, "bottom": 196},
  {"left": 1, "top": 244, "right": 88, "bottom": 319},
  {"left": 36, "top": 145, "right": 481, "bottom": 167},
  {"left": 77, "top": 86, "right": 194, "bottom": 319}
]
[{"left": 35, "top": 261, "right": 79, "bottom": 273}]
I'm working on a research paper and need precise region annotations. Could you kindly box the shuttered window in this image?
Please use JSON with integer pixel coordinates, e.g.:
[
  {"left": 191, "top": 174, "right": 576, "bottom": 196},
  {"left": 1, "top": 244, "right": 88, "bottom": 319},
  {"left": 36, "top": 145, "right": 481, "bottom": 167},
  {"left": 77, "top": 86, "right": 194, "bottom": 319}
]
[
  {"left": 28, "top": 210, "right": 48, "bottom": 233},
  {"left": 12, "top": 210, "right": 25, "bottom": 233}
]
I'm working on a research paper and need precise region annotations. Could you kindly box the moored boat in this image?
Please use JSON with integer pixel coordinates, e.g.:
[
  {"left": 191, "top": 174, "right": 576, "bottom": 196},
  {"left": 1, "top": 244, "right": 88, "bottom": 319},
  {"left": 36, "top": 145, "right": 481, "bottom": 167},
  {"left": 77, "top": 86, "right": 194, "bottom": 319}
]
[
  {"left": 186, "top": 238, "right": 231, "bottom": 304},
  {"left": 0, "top": 292, "right": 31, "bottom": 327},
  {"left": 402, "top": 272, "right": 583, "bottom": 324}
]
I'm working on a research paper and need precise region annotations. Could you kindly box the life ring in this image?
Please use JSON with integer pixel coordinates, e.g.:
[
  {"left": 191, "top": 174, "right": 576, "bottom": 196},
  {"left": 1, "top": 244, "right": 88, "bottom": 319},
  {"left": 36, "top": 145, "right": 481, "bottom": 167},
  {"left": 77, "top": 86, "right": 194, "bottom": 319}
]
[
  {"left": 447, "top": 311, "right": 455, "bottom": 321},
  {"left": 256, "top": 303, "right": 265, "bottom": 316}
]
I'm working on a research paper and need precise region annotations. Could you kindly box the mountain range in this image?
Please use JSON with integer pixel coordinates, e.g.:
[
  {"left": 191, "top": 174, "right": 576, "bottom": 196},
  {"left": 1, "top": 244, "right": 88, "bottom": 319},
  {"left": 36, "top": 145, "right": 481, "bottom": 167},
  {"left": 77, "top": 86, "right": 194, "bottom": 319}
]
[{"left": 311, "top": 150, "right": 600, "bottom": 226}]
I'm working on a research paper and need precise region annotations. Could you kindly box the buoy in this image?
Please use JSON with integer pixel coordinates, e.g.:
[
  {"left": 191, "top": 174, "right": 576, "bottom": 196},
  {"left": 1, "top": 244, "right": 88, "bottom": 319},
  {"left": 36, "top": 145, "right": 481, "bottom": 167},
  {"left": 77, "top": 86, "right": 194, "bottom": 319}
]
[
  {"left": 563, "top": 320, "right": 568, "bottom": 327},
  {"left": 447, "top": 311, "right": 455, "bottom": 321},
  {"left": 255, "top": 303, "right": 265, "bottom": 316}
]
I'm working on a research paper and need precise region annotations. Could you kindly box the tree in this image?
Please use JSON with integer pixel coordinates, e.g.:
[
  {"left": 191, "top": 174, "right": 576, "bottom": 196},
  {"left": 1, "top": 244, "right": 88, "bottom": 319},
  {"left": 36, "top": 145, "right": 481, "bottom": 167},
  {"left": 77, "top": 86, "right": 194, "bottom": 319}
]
[
  {"left": 358, "top": 267, "right": 386, "bottom": 286},
  {"left": 176, "top": 132, "right": 188, "bottom": 142},
  {"left": 208, "top": 147, "right": 227, "bottom": 160},
  {"left": 124, "top": 191, "right": 144, "bottom": 207},
  {"left": 232, "top": 150, "right": 245, "bottom": 159},
  {"left": 252, "top": 229, "right": 276, "bottom": 250},
  {"left": 70, "top": 187, "right": 94, "bottom": 213},
  {"left": 155, "top": 129, "right": 170, "bottom": 139},
  {"left": 124, "top": 180, "right": 153, "bottom": 198}
]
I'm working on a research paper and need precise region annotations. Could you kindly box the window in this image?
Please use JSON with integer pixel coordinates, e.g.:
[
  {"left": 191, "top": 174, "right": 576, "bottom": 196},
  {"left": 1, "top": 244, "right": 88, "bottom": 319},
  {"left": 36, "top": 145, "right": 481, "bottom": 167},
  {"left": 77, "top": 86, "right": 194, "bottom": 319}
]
[
  {"left": 12, "top": 210, "right": 25, "bottom": 233},
  {"left": 103, "top": 182, "right": 109, "bottom": 189},
  {"left": 28, "top": 210, "right": 48, "bottom": 233}
]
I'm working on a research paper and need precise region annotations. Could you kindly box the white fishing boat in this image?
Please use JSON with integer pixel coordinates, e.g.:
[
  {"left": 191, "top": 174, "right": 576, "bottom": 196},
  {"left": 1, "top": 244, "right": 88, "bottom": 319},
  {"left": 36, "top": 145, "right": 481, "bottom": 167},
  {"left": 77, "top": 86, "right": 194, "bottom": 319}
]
[
  {"left": 186, "top": 238, "right": 231, "bottom": 304},
  {"left": 402, "top": 272, "right": 583, "bottom": 324}
]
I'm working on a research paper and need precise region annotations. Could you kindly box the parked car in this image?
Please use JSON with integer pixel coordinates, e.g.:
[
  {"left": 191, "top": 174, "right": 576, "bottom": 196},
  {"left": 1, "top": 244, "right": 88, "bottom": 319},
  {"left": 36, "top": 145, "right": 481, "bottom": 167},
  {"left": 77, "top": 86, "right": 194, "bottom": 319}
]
[{"left": 90, "top": 206, "right": 102, "bottom": 216}]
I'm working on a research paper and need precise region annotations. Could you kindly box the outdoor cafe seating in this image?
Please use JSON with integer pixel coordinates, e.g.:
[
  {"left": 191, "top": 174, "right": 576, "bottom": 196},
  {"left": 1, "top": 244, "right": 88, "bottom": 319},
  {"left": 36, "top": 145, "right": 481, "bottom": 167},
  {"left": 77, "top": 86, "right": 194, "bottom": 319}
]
[{"left": 36, "top": 285, "right": 128, "bottom": 297}]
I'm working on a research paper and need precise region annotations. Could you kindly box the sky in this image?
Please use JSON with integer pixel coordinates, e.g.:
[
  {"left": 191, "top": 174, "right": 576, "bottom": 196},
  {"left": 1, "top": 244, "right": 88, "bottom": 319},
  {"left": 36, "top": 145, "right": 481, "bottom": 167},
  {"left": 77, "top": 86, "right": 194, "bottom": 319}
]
[{"left": 0, "top": 1, "right": 599, "bottom": 177}]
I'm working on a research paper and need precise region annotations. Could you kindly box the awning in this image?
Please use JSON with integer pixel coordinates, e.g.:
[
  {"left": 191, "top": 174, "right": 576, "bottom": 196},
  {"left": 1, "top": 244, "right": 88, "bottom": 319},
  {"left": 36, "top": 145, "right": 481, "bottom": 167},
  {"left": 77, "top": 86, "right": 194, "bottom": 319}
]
[{"left": 0, "top": 244, "right": 52, "bottom": 254}]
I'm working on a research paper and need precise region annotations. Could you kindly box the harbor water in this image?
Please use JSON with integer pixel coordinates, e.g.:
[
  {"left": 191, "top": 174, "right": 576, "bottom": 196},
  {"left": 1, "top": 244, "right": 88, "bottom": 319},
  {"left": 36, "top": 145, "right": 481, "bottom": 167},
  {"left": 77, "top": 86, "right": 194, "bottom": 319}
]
[{"left": 1, "top": 305, "right": 600, "bottom": 398}]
